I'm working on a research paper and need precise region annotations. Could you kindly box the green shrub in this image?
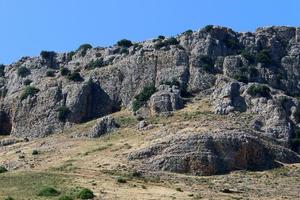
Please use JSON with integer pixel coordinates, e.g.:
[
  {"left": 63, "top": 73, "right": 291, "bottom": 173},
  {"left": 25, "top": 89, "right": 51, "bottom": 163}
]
[
  {"left": 116, "top": 176, "right": 127, "bottom": 183},
  {"left": 233, "top": 74, "right": 248, "bottom": 83},
  {"left": 38, "top": 187, "right": 60, "bottom": 197},
  {"left": 203, "top": 25, "right": 214, "bottom": 32},
  {"left": 66, "top": 51, "right": 75, "bottom": 62},
  {"left": 247, "top": 84, "right": 271, "bottom": 98},
  {"left": 20, "top": 86, "right": 40, "bottom": 101},
  {"left": 58, "top": 106, "right": 70, "bottom": 122},
  {"left": 32, "top": 150, "right": 39, "bottom": 155},
  {"left": 198, "top": 55, "right": 214, "bottom": 72},
  {"left": 46, "top": 70, "right": 55, "bottom": 77},
  {"left": 117, "top": 39, "right": 133, "bottom": 48},
  {"left": 85, "top": 58, "right": 104, "bottom": 69},
  {"left": 224, "top": 38, "right": 240, "bottom": 49},
  {"left": 4, "top": 197, "right": 15, "bottom": 200},
  {"left": 132, "top": 84, "right": 156, "bottom": 112},
  {"left": 241, "top": 50, "right": 255, "bottom": 64},
  {"left": 184, "top": 29, "right": 193, "bottom": 35},
  {"left": 161, "top": 78, "right": 180, "bottom": 87},
  {"left": 291, "top": 127, "right": 300, "bottom": 151},
  {"left": 78, "top": 188, "right": 94, "bottom": 199},
  {"left": 40, "top": 51, "right": 56, "bottom": 59},
  {"left": 166, "top": 37, "right": 179, "bottom": 46},
  {"left": 23, "top": 79, "right": 32, "bottom": 86},
  {"left": 176, "top": 187, "right": 183, "bottom": 192},
  {"left": 60, "top": 67, "right": 71, "bottom": 76},
  {"left": 256, "top": 49, "right": 272, "bottom": 65},
  {"left": 58, "top": 195, "right": 73, "bottom": 200},
  {"left": 158, "top": 35, "right": 165, "bottom": 40},
  {"left": 68, "top": 72, "right": 83, "bottom": 82},
  {"left": 77, "top": 44, "right": 93, "bottom": 57},
  {"left": 17, "top": 66, "right": 30, "bottom": 77},
  {"left": 0, "top": 166, "right": 8, "bottom": 173},
  {"left": 0, "top": 64, "right": 5, "bottom": 77},
  {"left": 154, "top": 37, "right": 179, "bottom": 50}
]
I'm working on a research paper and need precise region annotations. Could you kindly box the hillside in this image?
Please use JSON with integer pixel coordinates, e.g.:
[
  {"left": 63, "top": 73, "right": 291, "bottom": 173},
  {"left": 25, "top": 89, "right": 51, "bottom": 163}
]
[{"left": 1, "top": 25, "right": 300, "bottom": 199}]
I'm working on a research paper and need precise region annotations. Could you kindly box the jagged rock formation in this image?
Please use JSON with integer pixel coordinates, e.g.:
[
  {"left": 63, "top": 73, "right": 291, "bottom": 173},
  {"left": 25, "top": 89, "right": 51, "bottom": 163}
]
[
  {"left": 0, "top": 25, "right": 300, "bottom": 179},
  {"left": 0, "top": 25, "right": 300, "bottom": 167}
]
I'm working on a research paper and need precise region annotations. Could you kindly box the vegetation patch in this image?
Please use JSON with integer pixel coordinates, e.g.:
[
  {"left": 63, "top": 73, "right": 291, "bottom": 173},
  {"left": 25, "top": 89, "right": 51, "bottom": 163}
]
[
  {"left": 40, "top": 51, "right": 56, "bottom": 60},
  {"left": 247, "top": 84, "right": 271, "bottom": 98},
  {"left": 0, "top": 166, "right": 8, "bottom": 173},
  {"left": 224, "top": 38, "right": 240, "bottom": 49},
  {"left": 117, "top": 39, "right": 133, "bottom": 48},
  {"left": 58, "top": 106, "right": 71, "bottom": 122},
  {"left": 38, "top": 186, "right": 60, "bottom": 197},
  {"left": 20, "top": 86, "right": 40, "bottom": 101},
  {"left": 154, "top": 37, "right": 179, "bottom": 50},
  {"left": 0, "top": 64, "right": 5, "bottom": 77},
  {"left": 68, "top": 72, "right": 83, "bottom": 82},
  {"left": 17, "top": 66, "right": 31, "bottom": 78},
  {"left": 85, "top": 58, "right": 105, "bottom": 69},
  {"left": 58, "top": 195, "right": 74, "bottom": 200},
  {"left": 132, "top": 84, "right": 156, "bottom": 112},
  {"left": 23, "top": 79, "right": 32, "bottom": 86},
  {"left": 60, "top": 67, "right": 71, "bottom": 76},
  {"left": 77, "top": 188, "right": 94, "bottom": 199},
  {"left": 256, "top": 49, "right": 273, "bottom": 65},
  {"left": 77, "top": 44, "right": 93, "bottom": 57},
  {"left": 197, "top": 55, "right": 215, "bottom": 72},
  {"left": 241, "top": 50, "right": 255, "bottom": 64},
  {"left": 291, "top": 127, "right": 300, "bottom": 152},
  {"left": 46, "top": 70, "right": 55, "bottom": 77},
  {"left": 66, "top": 51, "right": 75, "bottom": 62},
  {"left": 116, "top": 176, "right": 127, "bottom": 183}
]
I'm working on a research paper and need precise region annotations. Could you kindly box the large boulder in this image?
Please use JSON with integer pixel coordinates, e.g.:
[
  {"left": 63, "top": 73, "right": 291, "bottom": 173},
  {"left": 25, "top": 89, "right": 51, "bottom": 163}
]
[
  {"left": 211, "top": 76, "right": 246, "bottom": 115},
  {"left": 129, "top": 130, "right": 300, "bottom": 176},
  {"left": 148, "top": 85, "right": 184, "bottom": 115},
  {"left": 89, "top": 116, "right": 119, "bottom": 138}
]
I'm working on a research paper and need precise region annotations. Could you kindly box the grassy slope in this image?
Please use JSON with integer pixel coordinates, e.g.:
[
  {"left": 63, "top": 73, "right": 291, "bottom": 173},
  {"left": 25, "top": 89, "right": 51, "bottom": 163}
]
[{"left": 0, "top": 99, "right": 300, "bottom": 200}]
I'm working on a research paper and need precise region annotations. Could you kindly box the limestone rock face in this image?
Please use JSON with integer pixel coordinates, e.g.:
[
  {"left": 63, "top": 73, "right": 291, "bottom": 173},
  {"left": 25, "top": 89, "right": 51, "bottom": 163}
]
[
  {"left": 149, "top": 85, "right": 184, "bottom": 115},
  {"left": 129, "top": 130, "right": 300, "bottom": 176},
  {"left": 89, "top": 116, "right": 118, "bottom": 138},
  {"left": 211, "top": 76, "right": 300, "bottom": 146},
  {"left": 211, "top": 76, "right": 246, "bottom": 115},
  {"left": 1, "top": 25, "right": 300, "bottom": 138}
]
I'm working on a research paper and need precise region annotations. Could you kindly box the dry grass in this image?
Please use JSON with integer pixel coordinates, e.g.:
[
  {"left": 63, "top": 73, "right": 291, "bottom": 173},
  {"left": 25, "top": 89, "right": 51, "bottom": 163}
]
[{"left": 0, "top": 98, "right": 299, "bottom": 199}]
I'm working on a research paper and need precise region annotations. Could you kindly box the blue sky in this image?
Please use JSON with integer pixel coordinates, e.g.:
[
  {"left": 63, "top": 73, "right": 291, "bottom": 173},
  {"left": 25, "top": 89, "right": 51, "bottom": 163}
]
[{"left": 0, "top": 0, "right": 299, "bottom": 64}]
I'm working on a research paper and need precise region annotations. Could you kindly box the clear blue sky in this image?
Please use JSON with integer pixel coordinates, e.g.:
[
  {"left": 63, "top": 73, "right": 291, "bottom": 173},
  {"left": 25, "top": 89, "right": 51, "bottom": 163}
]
[{"left": 0, "top": 0, "right": 299, "bottom": 64}]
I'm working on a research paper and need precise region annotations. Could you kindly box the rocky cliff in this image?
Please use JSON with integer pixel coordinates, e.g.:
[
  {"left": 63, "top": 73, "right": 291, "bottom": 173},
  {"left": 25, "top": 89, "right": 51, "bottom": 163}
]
[{"left": 1, "top": 25, "right": 300, "bottom": 155}]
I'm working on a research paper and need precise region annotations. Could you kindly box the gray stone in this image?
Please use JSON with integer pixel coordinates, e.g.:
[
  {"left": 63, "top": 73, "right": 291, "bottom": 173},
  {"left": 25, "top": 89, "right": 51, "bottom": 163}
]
[
  {"left": 88, "top": 116, "right": 118, "bottom": 138},
  {"left": 129, "top": 130, "right": 300, "bottom": 176}
]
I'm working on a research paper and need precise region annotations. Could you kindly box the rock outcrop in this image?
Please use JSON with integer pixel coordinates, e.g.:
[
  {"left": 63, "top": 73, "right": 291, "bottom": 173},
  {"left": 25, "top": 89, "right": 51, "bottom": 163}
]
[
  {"left": 129, "top": 130, "right": 300, "bottom": 176},
  {"left": 89, "top": 116, "right": 119, "bottom": 138},
  {"left": 0, "top": 25, "right": 300, "bottom": 145}
]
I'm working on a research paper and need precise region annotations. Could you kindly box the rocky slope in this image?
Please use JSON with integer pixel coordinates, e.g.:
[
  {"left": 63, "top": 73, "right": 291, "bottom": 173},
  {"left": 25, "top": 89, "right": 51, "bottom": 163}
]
[{"left": 1, "top": 25, "right": 300, "bottom": 177}]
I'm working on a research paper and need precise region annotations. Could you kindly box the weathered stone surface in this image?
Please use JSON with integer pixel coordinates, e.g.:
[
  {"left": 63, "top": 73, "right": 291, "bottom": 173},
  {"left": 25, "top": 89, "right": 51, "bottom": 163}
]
[
  {"left": 129, "top": 130, "right": 300, "bottom": 176},
  {"left": 89, "top": 116, "right": 118, "bottom": 138},
  {"left": 1, "top": 25, "right": 300, "bottom": 138},
  {"left": 148, "top": 85, "right": 184, "bottom": 115},
  {"left": 211, "top": 76, "right": 246, "bottom": 115}
]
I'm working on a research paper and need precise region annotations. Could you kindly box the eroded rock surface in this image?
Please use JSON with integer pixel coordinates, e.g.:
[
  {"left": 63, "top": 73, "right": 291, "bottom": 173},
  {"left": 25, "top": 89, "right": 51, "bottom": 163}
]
[{"left": 129, "top": 130, "right": 300, "bottom": 176}]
